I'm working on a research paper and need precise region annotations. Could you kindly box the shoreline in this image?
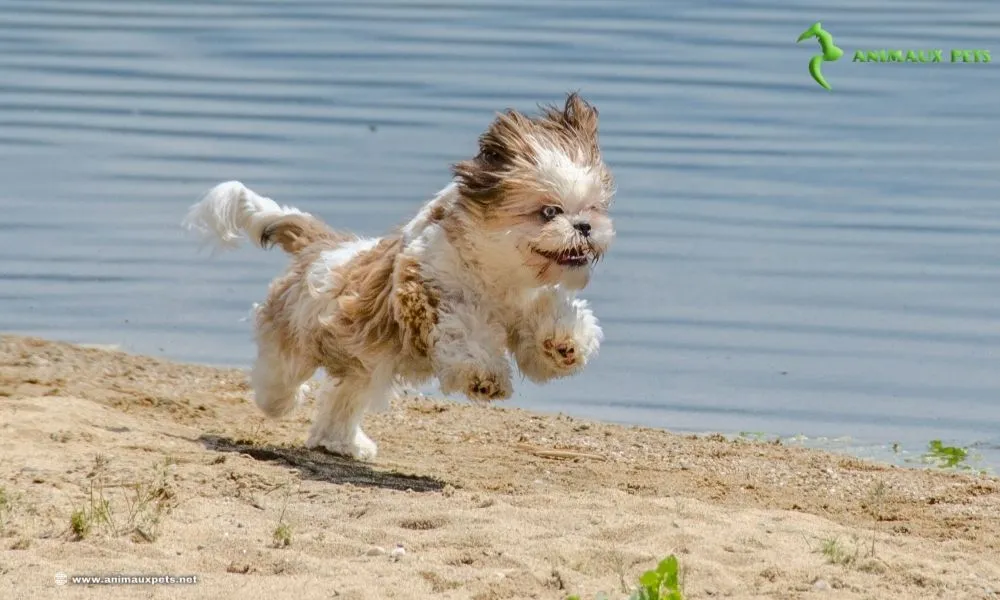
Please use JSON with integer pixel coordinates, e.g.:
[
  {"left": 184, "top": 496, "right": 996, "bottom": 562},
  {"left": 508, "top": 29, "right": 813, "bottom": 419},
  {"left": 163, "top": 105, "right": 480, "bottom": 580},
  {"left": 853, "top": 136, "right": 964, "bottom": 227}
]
[
  {"left": 1, "top": 334, "right": 998, "bottom": 599},
  {"left": 9, "top": 332, "right": 993, "bottom": 476}
]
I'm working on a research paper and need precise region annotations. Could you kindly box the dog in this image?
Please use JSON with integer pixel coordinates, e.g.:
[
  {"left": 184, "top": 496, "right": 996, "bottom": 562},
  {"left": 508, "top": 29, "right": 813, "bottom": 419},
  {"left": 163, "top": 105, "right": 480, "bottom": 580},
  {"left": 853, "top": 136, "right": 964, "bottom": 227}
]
[{"left": 182, "top": 92, "right": 615, "bottom": 460}]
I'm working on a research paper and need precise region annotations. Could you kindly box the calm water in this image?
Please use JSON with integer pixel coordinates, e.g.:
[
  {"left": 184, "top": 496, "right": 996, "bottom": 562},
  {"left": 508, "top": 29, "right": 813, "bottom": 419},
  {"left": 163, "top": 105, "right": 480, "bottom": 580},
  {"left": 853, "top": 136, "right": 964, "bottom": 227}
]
[{"left": 1, "top": 0, "right": 998, "bottom": 469}]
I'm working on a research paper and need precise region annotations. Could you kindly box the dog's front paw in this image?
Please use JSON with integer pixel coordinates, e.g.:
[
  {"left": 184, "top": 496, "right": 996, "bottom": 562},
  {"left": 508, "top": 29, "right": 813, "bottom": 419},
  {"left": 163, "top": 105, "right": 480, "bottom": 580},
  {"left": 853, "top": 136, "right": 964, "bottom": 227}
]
[
  {"left": 438, "top": 364, "right": 513, "bottom": 404},
  {"left": 541, "top": 334, "right": 585, "bottom": 372},
  {"left": 517, "top": 303, "right": 602, "bottom": 383},
  {"left": 466, "top": 370, "right": 513, "bottom": 403}
]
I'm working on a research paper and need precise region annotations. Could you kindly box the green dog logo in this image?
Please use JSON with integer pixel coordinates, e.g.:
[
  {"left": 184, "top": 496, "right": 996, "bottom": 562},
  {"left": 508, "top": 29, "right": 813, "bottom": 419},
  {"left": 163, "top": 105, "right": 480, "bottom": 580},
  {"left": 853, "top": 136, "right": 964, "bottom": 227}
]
[{"left": 797, "top": 22, "right": 843, "bottom": 90}]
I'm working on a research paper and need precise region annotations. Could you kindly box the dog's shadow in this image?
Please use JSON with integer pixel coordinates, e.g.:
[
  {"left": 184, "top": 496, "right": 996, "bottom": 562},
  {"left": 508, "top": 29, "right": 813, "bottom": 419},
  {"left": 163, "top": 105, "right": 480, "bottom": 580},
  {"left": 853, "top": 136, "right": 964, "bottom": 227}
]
[{"left": 198, "top": 434, "right": 447, "bottom": 493}]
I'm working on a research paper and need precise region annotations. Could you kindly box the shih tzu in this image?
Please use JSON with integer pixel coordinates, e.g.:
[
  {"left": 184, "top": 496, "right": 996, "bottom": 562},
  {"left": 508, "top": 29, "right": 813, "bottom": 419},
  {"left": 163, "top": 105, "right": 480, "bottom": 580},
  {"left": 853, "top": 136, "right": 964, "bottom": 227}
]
[{"left": 182, "top": 92, "right": 615, "bottom": 460}]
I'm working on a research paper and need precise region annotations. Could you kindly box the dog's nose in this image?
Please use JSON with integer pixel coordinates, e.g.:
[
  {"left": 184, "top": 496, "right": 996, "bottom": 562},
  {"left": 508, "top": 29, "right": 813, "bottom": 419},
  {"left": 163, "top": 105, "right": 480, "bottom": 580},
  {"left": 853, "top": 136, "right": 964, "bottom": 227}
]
[{"left": 573, "top": 222, "right": 592, "bottom": 237}]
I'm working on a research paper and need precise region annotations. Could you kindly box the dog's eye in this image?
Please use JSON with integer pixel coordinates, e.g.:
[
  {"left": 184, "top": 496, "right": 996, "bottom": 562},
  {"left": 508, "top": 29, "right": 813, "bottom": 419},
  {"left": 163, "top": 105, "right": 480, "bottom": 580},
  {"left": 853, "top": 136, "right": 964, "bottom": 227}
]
[{"left": 540, "top": 205, "right": 563, "bottom": 221}]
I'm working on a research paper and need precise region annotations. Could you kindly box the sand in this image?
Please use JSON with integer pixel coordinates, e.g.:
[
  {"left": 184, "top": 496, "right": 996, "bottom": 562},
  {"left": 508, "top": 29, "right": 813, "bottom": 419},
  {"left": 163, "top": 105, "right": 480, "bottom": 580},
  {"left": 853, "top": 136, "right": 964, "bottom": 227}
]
[{"left": 0, "top": 334, "right": 998, "bottom": 600}]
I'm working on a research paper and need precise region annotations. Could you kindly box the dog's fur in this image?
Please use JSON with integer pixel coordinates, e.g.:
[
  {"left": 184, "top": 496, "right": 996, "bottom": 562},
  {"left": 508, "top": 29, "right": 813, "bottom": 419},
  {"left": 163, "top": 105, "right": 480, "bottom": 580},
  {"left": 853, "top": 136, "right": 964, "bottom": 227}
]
[{"left": 182, "top": 93, "right": 615, "bottom": 460}]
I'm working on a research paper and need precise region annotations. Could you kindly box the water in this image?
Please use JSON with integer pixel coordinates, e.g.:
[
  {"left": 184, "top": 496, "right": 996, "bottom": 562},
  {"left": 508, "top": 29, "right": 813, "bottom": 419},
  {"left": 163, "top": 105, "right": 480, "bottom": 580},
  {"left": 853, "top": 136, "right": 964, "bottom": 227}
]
[{"left": 1, "top": 0, "right": 998, "bottom": 470}]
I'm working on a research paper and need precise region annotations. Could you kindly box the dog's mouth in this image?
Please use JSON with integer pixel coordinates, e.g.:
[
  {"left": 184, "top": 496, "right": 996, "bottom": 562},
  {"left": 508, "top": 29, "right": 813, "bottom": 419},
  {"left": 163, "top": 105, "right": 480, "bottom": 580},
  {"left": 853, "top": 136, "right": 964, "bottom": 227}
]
[{"left": 532, "top": 247, "right": 591, "bottom": 268}]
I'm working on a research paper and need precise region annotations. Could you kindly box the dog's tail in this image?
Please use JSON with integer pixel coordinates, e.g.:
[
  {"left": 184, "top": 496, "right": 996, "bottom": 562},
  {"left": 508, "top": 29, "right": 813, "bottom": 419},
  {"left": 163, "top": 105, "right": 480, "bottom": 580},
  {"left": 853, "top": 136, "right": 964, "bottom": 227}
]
[{"left": 182, "top": 181, "right": 338, "bottom": 255}]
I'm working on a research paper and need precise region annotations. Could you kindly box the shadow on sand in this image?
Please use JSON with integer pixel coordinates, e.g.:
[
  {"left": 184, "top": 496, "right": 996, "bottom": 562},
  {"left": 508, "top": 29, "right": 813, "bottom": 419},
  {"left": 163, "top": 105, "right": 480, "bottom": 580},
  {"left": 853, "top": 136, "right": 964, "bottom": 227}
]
[{"left": 199, "top": 434, "right": 448, "bottom": 493}]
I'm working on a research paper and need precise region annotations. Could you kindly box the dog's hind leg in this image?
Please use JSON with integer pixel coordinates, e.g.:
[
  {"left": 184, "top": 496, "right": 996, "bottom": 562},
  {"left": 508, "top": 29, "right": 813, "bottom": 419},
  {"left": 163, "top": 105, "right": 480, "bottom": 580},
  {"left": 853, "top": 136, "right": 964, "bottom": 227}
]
[
  {"left": 305, "top": 364, "right": 393, "bottom": 461},
  {"left": 249, "top": 336, "right": 316, "bottom": 419}
]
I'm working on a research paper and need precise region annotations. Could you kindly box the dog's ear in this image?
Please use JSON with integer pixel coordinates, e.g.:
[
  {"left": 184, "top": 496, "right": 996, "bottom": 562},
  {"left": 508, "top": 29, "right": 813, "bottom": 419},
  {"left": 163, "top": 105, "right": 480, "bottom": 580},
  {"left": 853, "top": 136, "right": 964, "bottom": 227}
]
[
  {"left": 477, "top": 109, "right": 536, "bottom": 167},
  {"left": 560, "top": 92, "right": 599, "bottom": 139},
  {"left": 452, "top": 109, "right": 537, "bottom": 200},
  {"left": 539, "top": 92, "right": 599, "bottom": 142}
]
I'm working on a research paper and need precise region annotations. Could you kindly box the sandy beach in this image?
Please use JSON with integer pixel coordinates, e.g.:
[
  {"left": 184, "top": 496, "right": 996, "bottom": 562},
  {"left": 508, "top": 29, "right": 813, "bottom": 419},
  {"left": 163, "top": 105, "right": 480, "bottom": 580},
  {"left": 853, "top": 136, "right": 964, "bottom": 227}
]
[{"left": 0, "top": 334, "right": 997, "bottom": 599}]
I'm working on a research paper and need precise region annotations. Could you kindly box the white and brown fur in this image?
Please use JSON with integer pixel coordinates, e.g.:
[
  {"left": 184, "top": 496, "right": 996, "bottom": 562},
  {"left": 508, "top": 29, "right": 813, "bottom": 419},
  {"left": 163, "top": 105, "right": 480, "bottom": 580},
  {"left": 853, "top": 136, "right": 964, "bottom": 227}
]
[{"left": 182, "top": 93, "right": 615, "bottom": 460}]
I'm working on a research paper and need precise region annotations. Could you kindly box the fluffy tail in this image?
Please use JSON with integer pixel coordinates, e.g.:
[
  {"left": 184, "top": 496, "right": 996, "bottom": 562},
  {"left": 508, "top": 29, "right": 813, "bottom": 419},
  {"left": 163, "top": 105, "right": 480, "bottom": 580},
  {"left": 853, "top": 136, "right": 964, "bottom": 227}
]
[{"left": 182, "top": 181, "right": 336, "bottom": 254}]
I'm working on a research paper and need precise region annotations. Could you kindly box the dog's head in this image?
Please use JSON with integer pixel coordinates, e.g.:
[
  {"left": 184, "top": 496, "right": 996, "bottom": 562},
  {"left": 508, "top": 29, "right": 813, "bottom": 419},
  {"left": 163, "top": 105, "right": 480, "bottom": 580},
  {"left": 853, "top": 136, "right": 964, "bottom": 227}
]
[{"left": 450, "top": 93, "right": 615, "bottom": 290}]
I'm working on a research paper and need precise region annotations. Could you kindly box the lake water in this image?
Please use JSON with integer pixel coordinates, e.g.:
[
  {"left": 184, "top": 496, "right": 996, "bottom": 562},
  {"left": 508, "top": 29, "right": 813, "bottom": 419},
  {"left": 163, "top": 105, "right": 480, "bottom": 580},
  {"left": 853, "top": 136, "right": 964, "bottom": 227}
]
[{"left": 1, "top": 0, "right": 998, "bottom": 470}]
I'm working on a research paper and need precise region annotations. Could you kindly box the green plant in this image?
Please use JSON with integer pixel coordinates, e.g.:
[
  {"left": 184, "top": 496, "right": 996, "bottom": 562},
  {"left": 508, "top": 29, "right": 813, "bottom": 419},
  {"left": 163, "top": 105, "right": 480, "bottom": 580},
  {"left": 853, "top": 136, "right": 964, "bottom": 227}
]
[
  {"left": 270, "top": 480, "right": 295, "bottom": 548},
  {"left": 922, "top": 440, "right": 969, "bottom": 469},
  {"left": 565, "top": 554, "right": 684, "bottom": 600},
  {"left": 70, "top": 508, "right": 91, "bottom": 539},
  {"left": 820, "top": 536, "right": 862, "bottom": 566},
  {"left": 864, "top": 479, "right": 888, "bottom": 558},
  {"left": 631, "top": 555, "right": 683, "bottom": 600},
  {"left": 69, "top": 456, "right": 176, "bottom": 542},
  {"left": 272, "top": 523, "right": 292, "bottom": 547}
]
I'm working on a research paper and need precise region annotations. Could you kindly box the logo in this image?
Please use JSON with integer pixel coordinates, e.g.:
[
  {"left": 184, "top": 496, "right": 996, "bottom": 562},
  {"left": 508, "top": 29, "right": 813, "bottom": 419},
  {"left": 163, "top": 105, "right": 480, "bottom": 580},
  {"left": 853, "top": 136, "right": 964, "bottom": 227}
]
[
  {"left": 54, "top": 572, "right": 68, "bottom": 586},
  {"left": 797, "top": 22, "right": 992, "bottom": 90},
  {"left": 797, "top": 21, "right": 843, "bottom": 90}
]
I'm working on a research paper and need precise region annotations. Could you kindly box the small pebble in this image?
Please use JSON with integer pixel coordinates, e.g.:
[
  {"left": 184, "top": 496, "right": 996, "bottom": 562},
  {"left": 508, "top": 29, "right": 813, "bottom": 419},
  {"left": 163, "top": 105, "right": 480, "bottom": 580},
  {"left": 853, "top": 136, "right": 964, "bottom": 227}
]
[
  {"left": 366, "top": 546, "right": 386, "bottom": 556},
  {"left": 813, "top": 579, "right": 830, "bottom": 591},
  {"left": 390, "top": 544, "right": 405, "bottom": 561}
]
